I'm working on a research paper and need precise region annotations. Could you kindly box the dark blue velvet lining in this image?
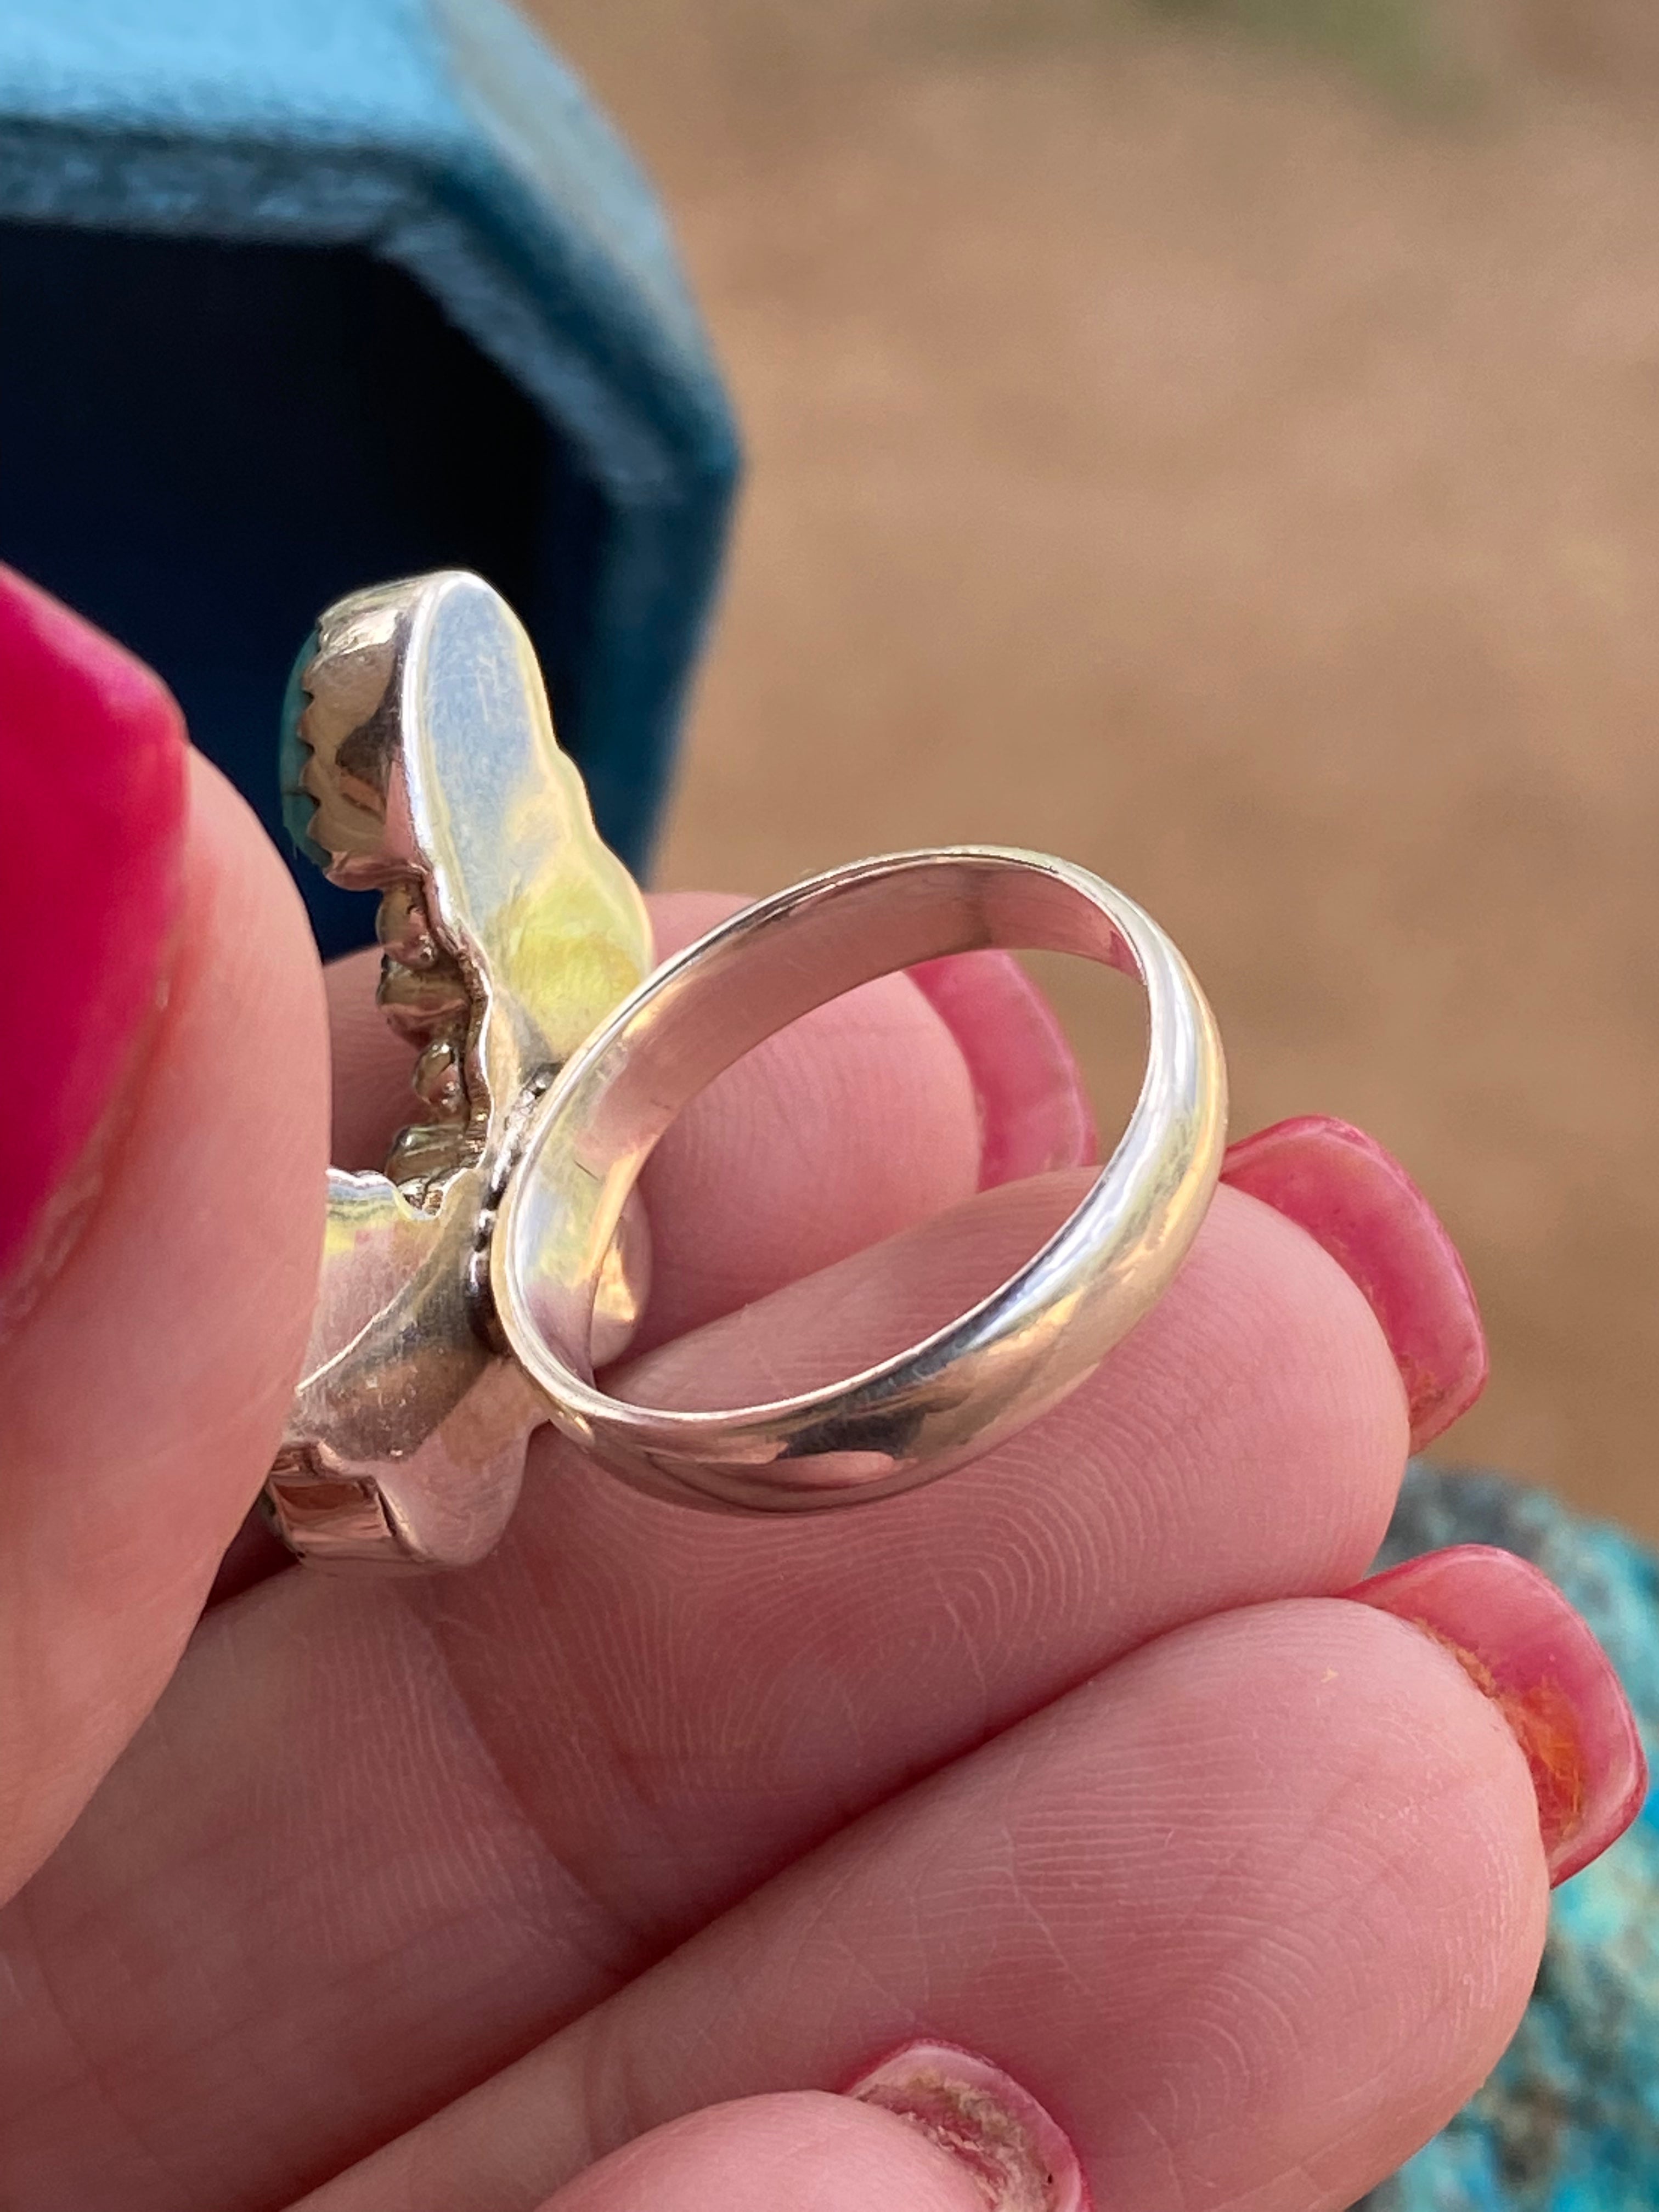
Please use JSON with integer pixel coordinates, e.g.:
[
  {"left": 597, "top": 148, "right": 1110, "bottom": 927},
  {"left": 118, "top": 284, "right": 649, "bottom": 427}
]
[{"left": 0, "top": 221, "right": 642, "bottom": 959}]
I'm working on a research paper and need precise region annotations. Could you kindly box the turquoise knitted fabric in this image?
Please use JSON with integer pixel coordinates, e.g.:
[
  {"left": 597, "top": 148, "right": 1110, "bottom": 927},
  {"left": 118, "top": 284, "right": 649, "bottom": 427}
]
[{"left": 1363, "top": 1467, "right": 1659, "bottom": 2211}]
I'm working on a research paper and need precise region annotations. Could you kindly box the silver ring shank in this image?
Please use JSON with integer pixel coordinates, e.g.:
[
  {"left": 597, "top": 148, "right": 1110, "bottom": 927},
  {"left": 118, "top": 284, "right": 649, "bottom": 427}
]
[{"left": 493, "top": 847, "right": 1226, "bottom": 1512}]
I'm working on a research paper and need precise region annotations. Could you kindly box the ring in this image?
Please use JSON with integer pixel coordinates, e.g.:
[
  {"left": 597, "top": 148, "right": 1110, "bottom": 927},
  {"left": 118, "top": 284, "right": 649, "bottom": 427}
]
[
  {"left": 266, "top": 570, "right": 1226, "bottom": 1568},
  {"left": 494, "top": 847, "right": 1226, "bottom": 1513}
]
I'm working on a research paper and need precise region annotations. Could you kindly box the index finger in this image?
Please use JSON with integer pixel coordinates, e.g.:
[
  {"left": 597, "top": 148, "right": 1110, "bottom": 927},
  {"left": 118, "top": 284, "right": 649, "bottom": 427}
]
[{"left": 0, "top": 573, "right": 329, "bottom": 1896}]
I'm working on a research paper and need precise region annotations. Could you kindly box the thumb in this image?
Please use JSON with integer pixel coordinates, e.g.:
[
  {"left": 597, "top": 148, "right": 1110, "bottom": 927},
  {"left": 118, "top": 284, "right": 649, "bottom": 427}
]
[
  {"left": 534, "top": 2076, "right": 1084, "bottom": 2212},
  {"left": 0, "top": 567, "right": 328, "bottom": 1895}
]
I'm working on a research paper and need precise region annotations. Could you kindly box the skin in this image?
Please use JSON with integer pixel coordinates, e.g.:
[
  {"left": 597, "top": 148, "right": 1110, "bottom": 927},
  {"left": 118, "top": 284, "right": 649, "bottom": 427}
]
[{"left": 0, "top": 740, "right": 1606, "bottom": 2212}]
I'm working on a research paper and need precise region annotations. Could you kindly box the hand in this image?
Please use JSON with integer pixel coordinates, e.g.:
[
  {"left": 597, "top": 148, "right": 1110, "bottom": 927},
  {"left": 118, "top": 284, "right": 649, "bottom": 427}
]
[{"left": 0, "top": 570, "right": 1642, "bottom": 2212}]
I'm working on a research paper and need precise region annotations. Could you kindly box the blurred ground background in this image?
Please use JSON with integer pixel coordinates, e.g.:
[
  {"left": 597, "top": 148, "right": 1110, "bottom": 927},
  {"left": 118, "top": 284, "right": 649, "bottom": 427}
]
[{"left": 531, "top": 0, "right": 1659, "bottom": 1538}]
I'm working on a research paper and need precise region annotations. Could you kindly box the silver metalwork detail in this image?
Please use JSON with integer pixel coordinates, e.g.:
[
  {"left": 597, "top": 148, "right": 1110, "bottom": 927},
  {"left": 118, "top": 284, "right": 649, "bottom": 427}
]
[{"left": 266, "top": 572, "right": 650, "bottom": 1570}]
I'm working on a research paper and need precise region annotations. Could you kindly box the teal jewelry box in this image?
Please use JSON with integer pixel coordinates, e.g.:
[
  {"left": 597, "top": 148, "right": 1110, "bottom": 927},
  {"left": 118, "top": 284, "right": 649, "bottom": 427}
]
[{"left": 0, "top": 0, "right": 740, "bottom": 955}]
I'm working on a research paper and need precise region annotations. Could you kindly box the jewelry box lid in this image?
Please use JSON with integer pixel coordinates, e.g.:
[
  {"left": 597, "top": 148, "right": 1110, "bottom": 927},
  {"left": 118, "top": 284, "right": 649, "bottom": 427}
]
[{"left": 0, "top": 0, "right": 740, "bottom": 953}]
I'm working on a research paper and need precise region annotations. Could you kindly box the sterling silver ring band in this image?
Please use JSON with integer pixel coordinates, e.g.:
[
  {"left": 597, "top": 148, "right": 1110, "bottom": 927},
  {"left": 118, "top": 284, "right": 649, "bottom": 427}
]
[{"left": 493, "top": 845, "right": 1228, "bottom": 1514}]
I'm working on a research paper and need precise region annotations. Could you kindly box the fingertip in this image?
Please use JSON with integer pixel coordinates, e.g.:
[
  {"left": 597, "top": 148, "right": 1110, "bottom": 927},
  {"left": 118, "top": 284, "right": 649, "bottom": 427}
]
[
  {"left": 1092, "top": 1180, "right": 1413, "bottom": 1593},
  {"left": 539, "top": 2094, "right": 991, "bottom": 2212},
  {"left": 0, "top": 567, "right": 189, "bottom": 1304},
  {"left": 1222, "top": 1116, "right": 1487, "bottom": 1452},
  {"left": 0, "top": 749, "right": 328, "bottom": 1889},
  {"left": 22, "top": 745, "right": 329, "bottom": 1567},
  {"left": 848, "top": 2044, "right": 1091, "bottom": 2211},
  {"left": 1346, "top": 1545, "right": 1648, "bottom": 1886}
]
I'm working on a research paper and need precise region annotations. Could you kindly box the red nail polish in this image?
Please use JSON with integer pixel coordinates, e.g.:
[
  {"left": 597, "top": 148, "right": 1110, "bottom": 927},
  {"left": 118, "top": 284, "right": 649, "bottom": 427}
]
[
  {"left": 1221, "top": 1115, "right": 1487, "bottom": 1451},
  {"left": 1348, "top": 1544, "right": 1647, "bottom": 1884},
  {"left": 845, "top": 2041, "right": 1091, "bottom": 2212},
  {"left": 909, "top": 952, "right": 1097, "bottom": 1191},
  {"left": 0, "top": 566, "right": 188, "bottom": 1294}
]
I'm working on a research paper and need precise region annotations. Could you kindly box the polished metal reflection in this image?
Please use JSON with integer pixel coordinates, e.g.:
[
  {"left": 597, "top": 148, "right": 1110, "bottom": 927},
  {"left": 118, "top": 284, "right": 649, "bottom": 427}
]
[
  {"left": 494, "top": 850, "right": 1227, "bottom": 1514},
  {"left": 272, "top": 573, "right": 1227, "bottom": 1566},
  {"left": 266, "top": 571, "right": 651, "bottom": 1568}
]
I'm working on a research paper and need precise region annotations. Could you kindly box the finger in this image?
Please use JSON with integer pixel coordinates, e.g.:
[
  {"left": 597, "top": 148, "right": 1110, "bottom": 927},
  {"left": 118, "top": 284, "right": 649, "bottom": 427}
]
[
  {"left": 629, "top": 893, "right": 982, "bottom": 1355},
  {"left": 323, "top": 892, "right": 1094, "bottom": 1355},
  {"left": 910, "top": 949, "right": 1097, "bottom": 1190},
  {"left": 0, "top": 574, "right": 327, "bottom": 1895},
  {"left": 205, "top": 898, "right": 1008, "bottom": 1605},
  {"left": 0, "top": 1171, "right": 1418, "bottom": 2208},
  {"left": 303, "top": 1593, "right": 1560, "bottom": 2212},
  {"left": 1222, "top": 1115, "right": 1487, "bottom": 1449},
  {"left": 532, "top": 2094, "right": 997, "bottom": 2212},
  {"left": 247, "top": 899, "right": 1047, "bottom": 1606}
]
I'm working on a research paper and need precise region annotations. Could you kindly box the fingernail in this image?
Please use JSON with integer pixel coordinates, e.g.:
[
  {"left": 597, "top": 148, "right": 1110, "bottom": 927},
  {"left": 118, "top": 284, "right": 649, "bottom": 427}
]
[
  {"left": 0, "top": 566, "right": 188, "bottom": 1296},
  {"left": 910, "top": 953, "right": 1097, "bottom": 1191},
  {"left": 1348, "top": 1543, "right": 1647, "bottom": 1884},
  {"left": 845, "top": 2041, "right": 1091, "bottom": 2212},
  {"left": 1221, "top": 1115, "right": 1486, "bottom": 1451}
]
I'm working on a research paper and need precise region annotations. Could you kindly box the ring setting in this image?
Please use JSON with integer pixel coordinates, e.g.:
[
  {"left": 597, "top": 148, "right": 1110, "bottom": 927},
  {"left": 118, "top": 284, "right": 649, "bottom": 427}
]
[{"left": 267, "top": 571, "right": 1227, "bottom": 1571}]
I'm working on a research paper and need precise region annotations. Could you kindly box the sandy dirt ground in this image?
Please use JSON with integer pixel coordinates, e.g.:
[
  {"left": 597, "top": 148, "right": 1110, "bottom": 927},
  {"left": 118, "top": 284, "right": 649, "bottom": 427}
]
[{"left": 532, "top": 0, "right": 1659, "bottom": 1538}]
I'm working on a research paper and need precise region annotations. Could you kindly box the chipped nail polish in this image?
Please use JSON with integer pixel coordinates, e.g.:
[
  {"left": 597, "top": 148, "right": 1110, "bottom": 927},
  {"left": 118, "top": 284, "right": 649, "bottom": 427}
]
[
  {"left": 846, "top": 2040, "right": 1091, "bottom": 2212},
  {"left": 1348, "top": 1543, "right": 1647, "bottom": 1884}
]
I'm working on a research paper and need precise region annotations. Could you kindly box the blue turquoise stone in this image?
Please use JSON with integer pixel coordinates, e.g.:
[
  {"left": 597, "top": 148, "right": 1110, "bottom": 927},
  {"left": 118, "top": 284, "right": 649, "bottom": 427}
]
[{"left": 1361, "top": 1465, "right": 1659, "bottom": 2211}]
